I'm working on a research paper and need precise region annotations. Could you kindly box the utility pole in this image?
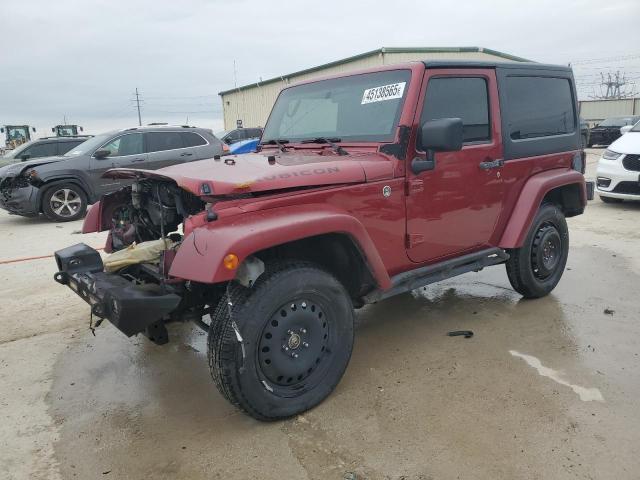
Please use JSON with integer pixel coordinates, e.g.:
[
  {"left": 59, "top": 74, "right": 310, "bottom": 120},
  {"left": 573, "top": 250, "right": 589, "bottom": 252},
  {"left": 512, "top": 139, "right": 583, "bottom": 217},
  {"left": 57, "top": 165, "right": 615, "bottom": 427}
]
[{"left": 135, "top": 87, "right": 142, "bottom": 126}]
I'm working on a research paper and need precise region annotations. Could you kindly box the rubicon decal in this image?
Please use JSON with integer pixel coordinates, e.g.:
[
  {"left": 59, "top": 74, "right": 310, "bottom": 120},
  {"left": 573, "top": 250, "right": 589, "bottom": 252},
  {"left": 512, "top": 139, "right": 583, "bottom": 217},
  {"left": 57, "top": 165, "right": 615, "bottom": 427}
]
[{"left": 258, "top": 166, "right": 340, "bottom": 182}]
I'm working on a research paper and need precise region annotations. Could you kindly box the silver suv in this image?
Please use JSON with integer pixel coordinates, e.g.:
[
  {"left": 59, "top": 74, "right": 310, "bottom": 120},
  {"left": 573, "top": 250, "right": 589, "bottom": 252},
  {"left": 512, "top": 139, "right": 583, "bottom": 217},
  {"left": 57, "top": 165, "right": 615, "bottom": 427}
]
[{"left": 0, "top": 125, "right": 224, "bottom": 222}]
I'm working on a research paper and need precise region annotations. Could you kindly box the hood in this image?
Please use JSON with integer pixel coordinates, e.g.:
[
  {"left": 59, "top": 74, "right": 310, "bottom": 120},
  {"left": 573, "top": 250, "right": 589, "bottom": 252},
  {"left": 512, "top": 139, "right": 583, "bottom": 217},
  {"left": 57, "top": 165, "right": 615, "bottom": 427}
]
[
  {"left": 105, "top": 150, "right": 393, "bottom": 196},
  {"left": 608, "top": 131, "right": 640, "bottom": 154},
  {"left": 0, "top": 155, "right": 66, "bottom": 178},
  {"left": 591, "top": 125, "right": 621, "bottom": 132}
]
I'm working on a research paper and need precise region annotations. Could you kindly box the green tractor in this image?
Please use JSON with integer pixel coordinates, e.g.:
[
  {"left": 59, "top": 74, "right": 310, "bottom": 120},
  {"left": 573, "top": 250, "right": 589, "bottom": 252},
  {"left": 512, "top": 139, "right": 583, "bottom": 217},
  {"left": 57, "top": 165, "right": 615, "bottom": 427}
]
[
  {"left": 52, "top": 124, "right": 84, "bottom": 137},
  {"left": 1, "top": 125, "right": 36, "bottom": 150}
]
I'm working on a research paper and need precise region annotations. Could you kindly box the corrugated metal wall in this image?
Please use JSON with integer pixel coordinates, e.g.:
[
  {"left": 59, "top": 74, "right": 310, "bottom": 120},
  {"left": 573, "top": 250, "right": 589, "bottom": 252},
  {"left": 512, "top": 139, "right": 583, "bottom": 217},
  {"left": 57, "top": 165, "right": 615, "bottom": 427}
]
[
  {"left": 221, "top": 51, "right": 519, "bottom": 130},
  {"left": 579, "top": 98, "right": 640, "bottom": 124}
]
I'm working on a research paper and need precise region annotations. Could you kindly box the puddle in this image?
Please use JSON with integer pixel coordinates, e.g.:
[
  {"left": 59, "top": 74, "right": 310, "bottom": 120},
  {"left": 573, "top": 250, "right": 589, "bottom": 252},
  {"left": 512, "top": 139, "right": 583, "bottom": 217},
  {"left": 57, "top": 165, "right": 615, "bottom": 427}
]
[{"left": 510, "top": 350, "right": 604, "bottom": 402}]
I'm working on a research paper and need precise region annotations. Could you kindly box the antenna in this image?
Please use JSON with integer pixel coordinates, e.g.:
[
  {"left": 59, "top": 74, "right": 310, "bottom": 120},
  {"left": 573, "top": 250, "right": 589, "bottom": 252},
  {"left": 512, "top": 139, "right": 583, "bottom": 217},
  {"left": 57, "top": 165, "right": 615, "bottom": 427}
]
[{"left": 134, "top": 88, "right": 143, "bottom": 126}]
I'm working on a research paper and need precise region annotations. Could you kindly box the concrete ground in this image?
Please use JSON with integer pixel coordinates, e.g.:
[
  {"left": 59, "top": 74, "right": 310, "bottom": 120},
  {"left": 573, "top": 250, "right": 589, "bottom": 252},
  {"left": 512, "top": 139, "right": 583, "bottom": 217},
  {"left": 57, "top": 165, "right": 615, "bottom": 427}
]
[{"left": 1, "top": 149, "right": 639, "bottom": 479}]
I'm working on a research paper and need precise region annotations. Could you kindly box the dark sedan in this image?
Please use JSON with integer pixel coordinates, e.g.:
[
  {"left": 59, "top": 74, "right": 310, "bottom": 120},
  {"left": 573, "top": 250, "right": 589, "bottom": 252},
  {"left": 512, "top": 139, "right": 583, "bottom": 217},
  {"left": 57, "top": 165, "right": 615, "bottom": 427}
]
[{"left": 588, "top": 116, "right": 640, "bottom": 147}]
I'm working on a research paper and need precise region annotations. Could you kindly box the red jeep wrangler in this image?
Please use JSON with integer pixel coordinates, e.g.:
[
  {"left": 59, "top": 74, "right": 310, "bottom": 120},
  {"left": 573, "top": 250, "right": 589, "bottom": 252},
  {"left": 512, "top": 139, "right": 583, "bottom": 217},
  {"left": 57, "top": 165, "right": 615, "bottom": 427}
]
[{"left": 54, "top": 60, "right": 587, "bottom": 420}]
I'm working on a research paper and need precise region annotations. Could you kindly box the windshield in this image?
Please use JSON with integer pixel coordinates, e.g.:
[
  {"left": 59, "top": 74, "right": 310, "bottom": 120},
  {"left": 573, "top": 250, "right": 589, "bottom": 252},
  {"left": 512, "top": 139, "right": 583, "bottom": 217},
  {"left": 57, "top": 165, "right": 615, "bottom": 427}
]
[
  {"left": 599, "top": 117, "right": 638, "bottom": 127},
  {"left": 215, "top": 130, "right": 229, "bottom": 139},
  {"left": 2, "top": 140, "right": 32, "bottom": 158},
  {"left": 64, "top": 133, "right": 110, "bottom": 156},
  {"left": 262, "top": 70, "right": 411, "bottom": 143},
  {"left": 630, "top": 120, "right": 640, "bottom": 132}
]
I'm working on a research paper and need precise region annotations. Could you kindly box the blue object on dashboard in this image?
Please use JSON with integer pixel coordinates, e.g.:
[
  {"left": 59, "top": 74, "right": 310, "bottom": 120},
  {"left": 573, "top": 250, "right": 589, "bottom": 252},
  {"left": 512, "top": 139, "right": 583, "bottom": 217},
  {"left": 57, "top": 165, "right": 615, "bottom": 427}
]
[{"left": 229, "top": 138, "right": 260, "bottom": 154}]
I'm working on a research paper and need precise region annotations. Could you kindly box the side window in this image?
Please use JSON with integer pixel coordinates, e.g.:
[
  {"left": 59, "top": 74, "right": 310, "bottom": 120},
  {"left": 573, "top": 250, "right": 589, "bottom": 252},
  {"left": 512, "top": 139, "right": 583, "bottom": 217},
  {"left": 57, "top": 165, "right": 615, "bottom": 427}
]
[
  {"left": 146, "top": 132, "right": 184, "bottom": 152},
  {"left": 420, "top": 77, "right": 490, "bottom": 145},
  {"left": 100, "top": 133, "right": 143, "bottom": 156},
  {"left": 57, "top": 141, "right": 83, "bottom": 155},
  {"left": 505, "top": 76, "right": 575, "bottom": 140},
  {"left": 180, "top": 132, "right": 207, "bottom": 147},
  {"left": 247, "top": 128, "right": 262, "bottom": 138},
  {"left": 226, "top": 130, "right": 241, "bottom": 143},
  {"left": 23, "top": 142, "right": 58, "bottom": 158}
]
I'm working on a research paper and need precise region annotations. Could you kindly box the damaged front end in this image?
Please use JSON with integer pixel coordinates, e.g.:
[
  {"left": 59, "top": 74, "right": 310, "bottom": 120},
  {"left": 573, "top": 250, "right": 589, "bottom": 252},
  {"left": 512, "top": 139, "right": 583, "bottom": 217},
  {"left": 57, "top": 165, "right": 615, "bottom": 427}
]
[
  {"left": 0, "top": 169, "right": 40, "bottom": 216},
  {"left": 54, "top": 178, "right": 221, "bottom": 344}
]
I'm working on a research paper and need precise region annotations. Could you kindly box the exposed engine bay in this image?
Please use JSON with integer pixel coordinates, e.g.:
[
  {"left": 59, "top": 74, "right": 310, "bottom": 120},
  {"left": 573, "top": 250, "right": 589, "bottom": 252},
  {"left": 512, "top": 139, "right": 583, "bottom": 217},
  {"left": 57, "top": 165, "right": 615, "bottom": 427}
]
[{"left": 108, "top": 179, "right": 206, "bottom": 252}]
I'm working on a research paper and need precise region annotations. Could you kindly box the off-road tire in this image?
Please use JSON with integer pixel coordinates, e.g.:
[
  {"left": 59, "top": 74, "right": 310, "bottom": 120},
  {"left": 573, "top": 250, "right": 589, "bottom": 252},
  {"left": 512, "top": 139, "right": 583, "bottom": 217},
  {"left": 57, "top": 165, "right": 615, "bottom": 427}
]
[
  {"left": 600, "top": 195, "right": 623, "bottom": 204},
  {"left": 207, "top": 260, "right": 354, "bottom": 421},
  {"left": 506, "top": 204, "right": 569, "bottom": 299},
  {"left": 42, "top": 183, "right": 87, "bottom": 222}
]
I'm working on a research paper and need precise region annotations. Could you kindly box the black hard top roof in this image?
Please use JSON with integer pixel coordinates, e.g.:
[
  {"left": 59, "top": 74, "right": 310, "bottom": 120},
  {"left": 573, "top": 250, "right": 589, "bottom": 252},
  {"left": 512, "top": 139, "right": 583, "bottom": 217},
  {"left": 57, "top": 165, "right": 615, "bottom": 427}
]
[{"left": 422, "top": 60, "right": 572, "bottom": 73}]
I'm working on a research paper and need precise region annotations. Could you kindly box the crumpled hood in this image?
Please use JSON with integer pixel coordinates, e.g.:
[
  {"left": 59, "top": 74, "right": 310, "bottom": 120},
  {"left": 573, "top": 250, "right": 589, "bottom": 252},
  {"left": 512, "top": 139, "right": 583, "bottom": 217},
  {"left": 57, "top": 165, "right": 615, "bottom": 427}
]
[
  {"left": 0, "top": 155, "right": 66, "bottom": 178},
  {"left": 105, "top": 150, "right": 392, "bottom": 196}
]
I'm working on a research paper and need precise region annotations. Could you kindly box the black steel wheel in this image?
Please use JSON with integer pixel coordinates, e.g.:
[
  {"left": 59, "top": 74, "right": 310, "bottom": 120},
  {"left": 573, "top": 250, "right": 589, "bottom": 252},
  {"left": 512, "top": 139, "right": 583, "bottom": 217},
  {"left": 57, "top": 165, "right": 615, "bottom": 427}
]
[
  {"left": 506, "top": 204, "right": 569, "bottom": 298},
  {"left": 257, "top": 299, "right": 332, "bottom": 394},
  {"left": 207, "top": 260, "right": 354, "bottom": 421}
]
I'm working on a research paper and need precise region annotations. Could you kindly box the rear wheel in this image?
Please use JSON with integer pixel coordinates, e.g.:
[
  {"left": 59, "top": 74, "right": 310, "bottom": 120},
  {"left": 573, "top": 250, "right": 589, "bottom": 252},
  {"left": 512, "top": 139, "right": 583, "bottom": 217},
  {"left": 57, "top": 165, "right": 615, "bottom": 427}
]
[
  {"left": 208, "top": 260, "right": 354, "bottom": 421},
  {"left": 42, "top": 183, "right": 87, "bottom": 222},
  {"left": 506, "top": 204, "right": 569, "bottom": 299}
]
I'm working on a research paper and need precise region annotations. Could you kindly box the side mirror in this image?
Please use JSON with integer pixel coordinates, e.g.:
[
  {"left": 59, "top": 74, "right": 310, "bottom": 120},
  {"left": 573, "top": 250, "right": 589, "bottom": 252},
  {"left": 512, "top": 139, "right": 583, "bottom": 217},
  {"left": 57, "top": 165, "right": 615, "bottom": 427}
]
[
  {"left": 32, "top": 127, "right": 36, "bottom": 132},
  {"left": 93, "top": 149, "right": 111, "bottom": 159},
  {"left": 412, "top": 118, "right": 463, "bottom": 174},
  {"left": 80, "top": 126, "right": 84, "bottom": 132},
  {"left": 51, "top": 128, "right": 55, "bottom": 133},
  {"left": 620, "top": 125, "right": 633, "bottom": 135},
  {"left": 20, "top": 154, "right": 31, "bottom": 161}
]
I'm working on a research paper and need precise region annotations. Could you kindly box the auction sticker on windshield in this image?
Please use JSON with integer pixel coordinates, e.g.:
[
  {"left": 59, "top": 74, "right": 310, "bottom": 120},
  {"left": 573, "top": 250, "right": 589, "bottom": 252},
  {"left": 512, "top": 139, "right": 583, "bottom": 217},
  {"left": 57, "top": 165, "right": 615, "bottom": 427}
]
[{"left": 361, "top": 82, "right": 406, "bottom": 104}]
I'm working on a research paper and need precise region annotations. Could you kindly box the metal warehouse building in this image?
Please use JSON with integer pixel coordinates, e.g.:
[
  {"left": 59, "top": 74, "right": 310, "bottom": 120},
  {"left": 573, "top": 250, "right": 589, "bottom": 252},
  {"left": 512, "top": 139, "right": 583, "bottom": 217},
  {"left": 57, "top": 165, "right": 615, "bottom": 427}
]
[
  {"left": 579, "top": 98, "right": 640, "bottom": 125},
  {"left": 218, "top": 47, "right": 529, "bottom": 130}
]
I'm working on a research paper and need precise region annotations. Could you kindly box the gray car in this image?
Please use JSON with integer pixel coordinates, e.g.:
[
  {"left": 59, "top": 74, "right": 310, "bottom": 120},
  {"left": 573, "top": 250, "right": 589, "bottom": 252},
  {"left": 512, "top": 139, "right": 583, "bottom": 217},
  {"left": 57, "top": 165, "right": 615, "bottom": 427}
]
[{"left": 0, "top": 125, "right": 223, "bottom": 222}]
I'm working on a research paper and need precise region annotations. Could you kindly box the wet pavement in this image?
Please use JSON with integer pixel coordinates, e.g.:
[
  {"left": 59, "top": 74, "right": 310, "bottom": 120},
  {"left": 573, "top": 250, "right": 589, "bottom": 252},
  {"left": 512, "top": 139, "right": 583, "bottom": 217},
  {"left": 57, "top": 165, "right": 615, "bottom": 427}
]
[{"left": 2, "top": 150, "right": 640, "bottom": 479}]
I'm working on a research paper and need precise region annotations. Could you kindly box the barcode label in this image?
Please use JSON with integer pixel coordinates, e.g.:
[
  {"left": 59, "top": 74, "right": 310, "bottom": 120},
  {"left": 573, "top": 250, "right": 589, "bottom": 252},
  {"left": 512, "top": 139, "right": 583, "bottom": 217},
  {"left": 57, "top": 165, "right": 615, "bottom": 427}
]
[{"left": 361, "top": 82, "right": 406, "bottom": 104}]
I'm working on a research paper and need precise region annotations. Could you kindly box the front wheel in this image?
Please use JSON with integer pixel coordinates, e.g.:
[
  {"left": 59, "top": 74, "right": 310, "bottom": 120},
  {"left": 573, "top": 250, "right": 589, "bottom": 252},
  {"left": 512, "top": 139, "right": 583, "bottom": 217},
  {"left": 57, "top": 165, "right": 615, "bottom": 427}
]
[
  {"left": 42, "top": 183, "right": 87, "bottom": 222},
  {"left": 506, "top": 204, "right": 569, "bottom": 299},
  {"left": 208, "top": 260, "right": 354, "bottom": 421}
]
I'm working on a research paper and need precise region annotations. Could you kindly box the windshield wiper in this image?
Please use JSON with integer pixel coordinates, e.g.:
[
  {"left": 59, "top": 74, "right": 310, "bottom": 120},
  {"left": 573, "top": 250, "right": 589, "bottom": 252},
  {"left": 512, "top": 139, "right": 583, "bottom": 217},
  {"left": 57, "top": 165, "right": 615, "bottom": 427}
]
[
  {"left": 300, "top": 137, "right": 348, "bottom": 156},
  {"left": 260, "top": 138, "right": 289, "bottom": 152}
]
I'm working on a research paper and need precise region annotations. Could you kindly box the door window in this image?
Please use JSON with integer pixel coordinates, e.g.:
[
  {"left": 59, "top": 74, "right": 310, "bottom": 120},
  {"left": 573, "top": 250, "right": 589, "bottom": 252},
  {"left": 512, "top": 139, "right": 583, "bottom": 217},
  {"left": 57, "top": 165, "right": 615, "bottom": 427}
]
[
  {"left": 420, "top": 77, "right": 490, "bottom": 145},
  {"left": 99, "top": 133, "right": 143, "bottom": 156},
  {"left": 57, "top": 141, "right": 83, "bottom": 155},
  {"left": 180, "top": 132, "right": 207, "bottom": 147},
  {"left": 21, "top": 142, "right": 58, "bottom": 158},
  {"left": 146, "top": 132, "right": 184, "bottom": 152}
]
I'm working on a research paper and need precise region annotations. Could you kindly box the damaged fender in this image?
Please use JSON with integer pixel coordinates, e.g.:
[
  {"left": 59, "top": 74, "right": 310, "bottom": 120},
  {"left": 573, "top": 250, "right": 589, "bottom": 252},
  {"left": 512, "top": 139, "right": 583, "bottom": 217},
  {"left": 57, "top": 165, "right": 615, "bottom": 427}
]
[{"left": 168, "top": 203, "right": 392, "bottom": 290}]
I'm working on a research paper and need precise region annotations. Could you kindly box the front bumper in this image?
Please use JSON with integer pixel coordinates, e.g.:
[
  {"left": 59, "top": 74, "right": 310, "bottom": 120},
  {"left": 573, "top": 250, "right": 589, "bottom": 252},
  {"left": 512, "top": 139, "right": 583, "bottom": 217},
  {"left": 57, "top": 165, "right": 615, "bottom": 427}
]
[
  {"left": 0, "top": 182, "right": 40, "bottom": 216},
  {"left": 53, "top": 243, "right": 181, "bottom": 341},
  {"left": 596, "top": 157, "right": 640, "bottom": 200},
  {"left": 589, "top": 130, "right": 618, "bottom": 146}
]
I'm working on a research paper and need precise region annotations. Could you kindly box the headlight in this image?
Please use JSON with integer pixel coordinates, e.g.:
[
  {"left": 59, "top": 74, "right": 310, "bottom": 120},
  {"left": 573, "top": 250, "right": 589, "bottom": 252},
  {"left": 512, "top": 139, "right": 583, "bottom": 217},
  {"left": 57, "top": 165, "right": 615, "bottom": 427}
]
[{"left": 602, "top": 149, "right": 622, "bottom": 160}]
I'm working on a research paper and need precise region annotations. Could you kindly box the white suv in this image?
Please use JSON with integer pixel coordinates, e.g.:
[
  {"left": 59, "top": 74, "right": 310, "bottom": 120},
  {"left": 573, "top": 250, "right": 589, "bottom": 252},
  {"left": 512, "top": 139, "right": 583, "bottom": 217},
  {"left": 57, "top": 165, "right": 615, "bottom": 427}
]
[{"left": 596, "top": 121, "right": 640, "bottom": 203}]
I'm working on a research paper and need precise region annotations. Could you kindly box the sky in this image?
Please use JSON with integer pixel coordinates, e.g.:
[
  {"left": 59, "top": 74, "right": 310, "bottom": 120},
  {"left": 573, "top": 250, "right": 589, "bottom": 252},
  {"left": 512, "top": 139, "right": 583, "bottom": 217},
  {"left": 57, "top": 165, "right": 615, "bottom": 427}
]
[{"left": 1, "top": 0, "right": 639, "bottom": 137}]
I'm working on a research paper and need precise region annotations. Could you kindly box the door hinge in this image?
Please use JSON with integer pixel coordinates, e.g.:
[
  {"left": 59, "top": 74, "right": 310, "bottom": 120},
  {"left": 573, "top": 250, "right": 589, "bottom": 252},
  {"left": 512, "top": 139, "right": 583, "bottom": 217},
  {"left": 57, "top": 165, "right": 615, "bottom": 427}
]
[
  {"left": 406, "top": 233, "right": 425, "bottom": 249},
  {"left": 406, "top": 178, "right": 424, "bottom": 195}
]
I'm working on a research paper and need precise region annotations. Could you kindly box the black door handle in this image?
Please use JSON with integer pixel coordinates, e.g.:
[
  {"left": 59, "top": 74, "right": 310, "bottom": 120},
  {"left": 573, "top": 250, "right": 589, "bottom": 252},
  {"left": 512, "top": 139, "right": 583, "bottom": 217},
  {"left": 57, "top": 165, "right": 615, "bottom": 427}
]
[
  {"left": 479, "top": 159, "right": 504, "bottom": 170},
  {"left": 181, "top": 152, "right": 193, "bottom": 157},
  {"left": 130, "top": 158, "right": 145, "bottom": 163}
]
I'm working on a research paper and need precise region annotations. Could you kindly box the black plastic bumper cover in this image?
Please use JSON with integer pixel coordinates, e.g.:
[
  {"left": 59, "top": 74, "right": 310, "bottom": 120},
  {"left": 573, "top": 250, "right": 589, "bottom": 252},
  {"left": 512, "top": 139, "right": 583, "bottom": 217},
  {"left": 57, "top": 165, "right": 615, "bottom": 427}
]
[{"left": 54, "top": 243, "right": 181, "bottom": 337}]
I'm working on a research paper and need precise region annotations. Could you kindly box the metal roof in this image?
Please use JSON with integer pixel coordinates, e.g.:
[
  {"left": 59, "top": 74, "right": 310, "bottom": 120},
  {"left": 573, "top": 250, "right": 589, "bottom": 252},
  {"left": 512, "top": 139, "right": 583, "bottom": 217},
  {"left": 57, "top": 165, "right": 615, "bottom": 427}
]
[{"left": 218, "top": 47, "right": 531, "bottom": 96}]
